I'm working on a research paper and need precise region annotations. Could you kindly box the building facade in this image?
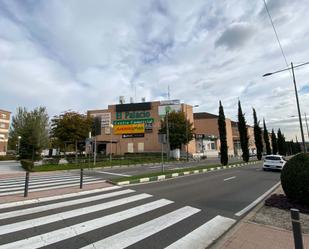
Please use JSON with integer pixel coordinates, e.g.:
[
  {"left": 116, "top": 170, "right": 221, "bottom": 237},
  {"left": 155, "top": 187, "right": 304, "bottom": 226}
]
[
  {"left": 0, "top": 109, "right": 11, "bottom": 155},
  {"left": 193, "top": 112, "right": 235, "bottom": 157},
  {"left": 88, "top": 100, "right": 196, "bottom": 156},
  {"left": 87, "top": 100, "right": 257, "bottom": 158}
]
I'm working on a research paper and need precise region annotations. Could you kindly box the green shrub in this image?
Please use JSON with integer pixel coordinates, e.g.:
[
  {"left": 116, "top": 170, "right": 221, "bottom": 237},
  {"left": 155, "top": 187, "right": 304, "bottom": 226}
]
[
  {"left": 20, "top": 160, "right": 34, "bottom": 171},
  {"left": 281, "top": 153, "right": 309, "bottom": 205},
  {"left": 42, "top": 158, "right": 60, "bottom": 165},
  {"left": 0, "top": 155, "right": 16, "bottom": 161}
]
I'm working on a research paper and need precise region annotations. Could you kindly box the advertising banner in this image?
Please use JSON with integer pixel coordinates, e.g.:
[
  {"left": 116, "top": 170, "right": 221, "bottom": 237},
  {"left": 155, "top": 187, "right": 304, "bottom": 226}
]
[
  {"left": 158, "top": 104, "right": 181, "bottom": 117},
  {"left": 122, "top": 134, "right": 144, "bottom": 138},
  {"left": 114, "top": 123, "right": 145, "bottom": 135},
  {"left": 113, "top": 118, "right": 153, "bottom": 125},
  {"left": 101, "top": 113, "right": 111, "bottom": 128}
]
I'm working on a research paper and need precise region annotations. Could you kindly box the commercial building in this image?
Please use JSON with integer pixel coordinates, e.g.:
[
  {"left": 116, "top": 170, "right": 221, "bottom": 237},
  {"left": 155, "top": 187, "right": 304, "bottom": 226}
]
[
  {"left": 88, "top": 100, "right": 196, "bottom": 156},
  {"left": 0, "top": 109, "right": 11, "bottom": 155},
  {"left": 88, "top": 99, "right": 257, "bottom": 158},
  {"left": 193, "top": 112, "right": 234, "bottom": 157}
]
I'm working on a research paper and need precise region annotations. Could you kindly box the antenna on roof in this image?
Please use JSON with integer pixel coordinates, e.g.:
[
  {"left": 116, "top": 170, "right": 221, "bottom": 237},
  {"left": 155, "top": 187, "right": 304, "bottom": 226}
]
[{"left": 167, "top": 85, "right": 170, "bottom": 100}]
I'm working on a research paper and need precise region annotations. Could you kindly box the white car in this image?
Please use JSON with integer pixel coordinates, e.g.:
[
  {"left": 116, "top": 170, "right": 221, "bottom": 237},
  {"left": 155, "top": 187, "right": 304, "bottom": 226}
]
[{"left": 263, "top": 155, "right": 287, "bottom": 171}]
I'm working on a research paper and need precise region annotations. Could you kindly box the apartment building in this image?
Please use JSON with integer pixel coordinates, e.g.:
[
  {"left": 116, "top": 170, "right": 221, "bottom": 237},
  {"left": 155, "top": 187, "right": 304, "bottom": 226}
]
[{"left": 0, "top": 109, "right": 11, "bottom": 155}]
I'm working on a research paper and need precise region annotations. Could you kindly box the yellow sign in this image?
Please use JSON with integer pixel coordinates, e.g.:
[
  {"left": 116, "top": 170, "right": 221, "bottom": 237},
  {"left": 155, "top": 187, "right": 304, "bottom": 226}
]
[{"left": 114, "top": 124, "right": 145, "bottom": 135}]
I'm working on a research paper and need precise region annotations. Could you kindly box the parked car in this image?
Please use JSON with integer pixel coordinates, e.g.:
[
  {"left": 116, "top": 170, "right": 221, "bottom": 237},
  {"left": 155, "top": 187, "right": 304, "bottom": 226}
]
[{"left": 263, "top": 155, "right": 286, "bottom": 171}]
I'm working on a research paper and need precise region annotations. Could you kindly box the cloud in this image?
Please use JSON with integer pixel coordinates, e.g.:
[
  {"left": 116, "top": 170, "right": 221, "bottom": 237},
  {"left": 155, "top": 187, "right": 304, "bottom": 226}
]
[
  {"left": 0, "top": 0, "right": 309, "bottom": 141},
  {"left": 215, "top": 22, "right": 256, "bottom": 49}
]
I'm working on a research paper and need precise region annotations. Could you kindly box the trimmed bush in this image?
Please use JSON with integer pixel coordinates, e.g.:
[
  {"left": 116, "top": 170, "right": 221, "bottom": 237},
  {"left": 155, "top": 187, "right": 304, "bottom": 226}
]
[
  {"left": 20, "top": 160, "right": 34, "bottom": 171},
  {"left": 281, "top": 153, "right": 309, "bottom": 205},
  {"left": 0, "top": 155, "right": 16, "bottom": 161}
]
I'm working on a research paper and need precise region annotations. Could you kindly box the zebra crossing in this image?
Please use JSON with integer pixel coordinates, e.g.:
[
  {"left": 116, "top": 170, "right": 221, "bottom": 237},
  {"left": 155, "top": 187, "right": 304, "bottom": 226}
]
[
  {"left": 0, "top": 186, "right": 236, "bottom": 249},
  {"left": 0, "top": 173, "right": 106, "bottom": 196}
]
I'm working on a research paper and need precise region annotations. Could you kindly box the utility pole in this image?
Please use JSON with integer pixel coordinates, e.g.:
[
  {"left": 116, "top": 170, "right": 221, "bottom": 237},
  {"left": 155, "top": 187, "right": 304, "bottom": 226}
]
[
  {"left": 166, "top": 108, "right": 170, "bottom": 161},
  {"left": 291, "top": 63, "right": 306, "bottom": 152},
  {"left": 305, "top": 113, "right": 309, "bottom": 142}
]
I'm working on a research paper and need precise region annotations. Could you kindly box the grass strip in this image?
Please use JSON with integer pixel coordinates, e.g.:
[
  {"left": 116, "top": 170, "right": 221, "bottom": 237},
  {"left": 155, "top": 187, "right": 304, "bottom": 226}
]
[
  {"left": 111, "top": 160, "right": 258, "bottom": 184},
  {"left": 32, "top": 158, "right": 170, "bottom": 172}
]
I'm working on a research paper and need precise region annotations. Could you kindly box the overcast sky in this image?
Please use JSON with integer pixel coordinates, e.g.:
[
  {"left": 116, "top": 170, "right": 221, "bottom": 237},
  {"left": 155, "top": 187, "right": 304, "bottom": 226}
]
[{"left": 0, "top": 0, "right": 309, "bottom": 140}]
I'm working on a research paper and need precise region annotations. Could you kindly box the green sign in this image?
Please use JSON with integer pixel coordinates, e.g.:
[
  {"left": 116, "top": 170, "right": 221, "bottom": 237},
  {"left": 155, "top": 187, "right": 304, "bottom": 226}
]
[
  {"left": 113, "top": 118, "right": 154, "bottom": 125},
  {"left": 116, "top": 111, "right": 151, "bottom": 120}
]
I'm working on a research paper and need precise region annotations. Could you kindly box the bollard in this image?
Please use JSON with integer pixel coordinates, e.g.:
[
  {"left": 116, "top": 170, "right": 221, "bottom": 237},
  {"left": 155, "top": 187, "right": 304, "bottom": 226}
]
[
  {"left": 24, "top": 171, "right": 30, "bottom": 197},
  {"left": 80, "top": 168, "right": 83, "bottom": 189},
  {"left": 291, "top": 208, "right": 304, "bottom": 249}
]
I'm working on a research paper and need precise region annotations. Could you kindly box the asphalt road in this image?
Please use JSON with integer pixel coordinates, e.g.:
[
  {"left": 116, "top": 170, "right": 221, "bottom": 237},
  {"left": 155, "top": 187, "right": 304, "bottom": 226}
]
[
  {"left": 0, "top": 161, "right": 281, "bottom": 248},
  {"left": 84, "top": 156, "right": 246, "bottom": 179},
  {"left": 125, "top": 162, "right": 281, "bottom": 248}
]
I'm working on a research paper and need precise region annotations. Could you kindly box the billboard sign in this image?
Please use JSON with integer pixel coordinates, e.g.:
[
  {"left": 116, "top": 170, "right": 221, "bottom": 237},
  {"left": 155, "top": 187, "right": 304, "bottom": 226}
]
[
  {"left": 113, "top": 118, "right": 153, "bottom": 125},
  {"left": 158, "top": 104, "right": 181, "bottom": 117},
  {"left": 160, "top": 100, "right": 180, "bottom": 105},
  {"left": 101, "top": 112, "right": 111, "bottom": 128},
  {"left": 114, "top": 123, "right": 145, "bottom": 135},
  {"left": 122, "top": 133, "right": 144, "bottom": 138}
]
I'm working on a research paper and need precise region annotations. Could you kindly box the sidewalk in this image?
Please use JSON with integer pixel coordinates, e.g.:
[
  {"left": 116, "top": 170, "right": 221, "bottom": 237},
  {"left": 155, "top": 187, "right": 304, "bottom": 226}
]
[{"left": 218, "top": 221, "right": 309, "bottom": 249}]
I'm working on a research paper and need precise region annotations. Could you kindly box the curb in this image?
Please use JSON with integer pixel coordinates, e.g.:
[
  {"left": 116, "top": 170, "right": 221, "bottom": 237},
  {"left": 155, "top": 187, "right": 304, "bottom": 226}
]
[
  {"left": 113, "top": 161, "right": 259, "bottom": 186},
  {"left": 208, "top": 183, "right": 282, "bottom": 249}
]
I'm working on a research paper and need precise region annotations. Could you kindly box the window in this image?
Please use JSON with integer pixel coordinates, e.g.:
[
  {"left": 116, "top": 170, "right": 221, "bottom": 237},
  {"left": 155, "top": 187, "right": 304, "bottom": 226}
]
[
  {"left": 138, "top": 143, "right": 144, "bottom": 152},
  {"left": 0, "top": 123, "right": 5, "bottom": 128},
  {"left": 1, "top": 114, "right": 6, "bottom": 119},
  {"left": 128, "top": 143, "right": 134, "bottom": 153},
  {"left": 265, "top": 156, "right": 280, "bottom": 161}
]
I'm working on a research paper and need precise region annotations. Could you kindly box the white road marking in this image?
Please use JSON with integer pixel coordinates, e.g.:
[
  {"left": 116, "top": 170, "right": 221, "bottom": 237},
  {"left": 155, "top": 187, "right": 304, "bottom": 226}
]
[
  {"left": 0, "top": 179, "right": 107, "bottom": 197},
  {"left": 0, "top": 193, "right": 151, "bottom": 235},
  {"left": 81, "top": 206, "right": 200, "bottom": 249},
  {"left": 0, "top": 176, "right": 98, "bottom": 191},
  {"left": 95, "top": 171, "right": 131, "bottom": 177},
  {"left": 0, "top": 199, "right": 173, "bottom": 249},
  {"left": 0, "top": 189, "right": 134, "bottom": 220},
  {"left": 235, "top": 182, "right": 280, "bottom": 216},
  {"left": 0, "top": 174, "right": 81, "bottom": 183},
  {"left": 0, "top": 186, "right": 121, "bottom": 209},
  {"left": 223, "top": 176, "right": 236, "bottom": 181},
  {"left": 165, "top": 215, "right": 236, "bottom": 249}
]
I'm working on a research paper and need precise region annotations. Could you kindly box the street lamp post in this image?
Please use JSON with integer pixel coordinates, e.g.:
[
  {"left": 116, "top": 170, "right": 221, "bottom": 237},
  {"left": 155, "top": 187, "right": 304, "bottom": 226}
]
[
  {"left": 263, "top": 61, "right": 309, "bottom": 152},
  {"left": 305, "top": 113, "right": 309, "bottom": 142},
  {"left": 109, "top": 124, "right": 113, "bottom": 163},
  {"left": 17, "top": 136, "right": 21, "bottom": 156}
]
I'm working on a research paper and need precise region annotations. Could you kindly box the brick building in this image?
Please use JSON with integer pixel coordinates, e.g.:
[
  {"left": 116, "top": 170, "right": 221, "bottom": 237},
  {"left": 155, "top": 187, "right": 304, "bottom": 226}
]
[{"left": 0, "top": 109, "right": 11, "bottom": 155}]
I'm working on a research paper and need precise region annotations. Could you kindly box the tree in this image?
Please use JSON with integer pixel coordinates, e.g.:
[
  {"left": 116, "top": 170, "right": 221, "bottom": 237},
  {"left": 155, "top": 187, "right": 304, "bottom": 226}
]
[
  {"left": 237, "top": 101, "right": 249, "bottom": 162},
  {"left": 218, "top": 101, "right": 228, "bottom": 165},
  {"left": 277, "top": 129, "right": 287, "bottom": 156},
  {"left": 9, "top": 107, "right": 49, "bottom": 160},
  {"left": 263, "top": 119, "right": 272, "bottom": 155},
  {"left": 253, "top": 108, "right": 263, "bottom": 160},
  {"left": 271, "top": 129, "right": 278, "bottom": 155},
  {"left": 50, "top": 111, "right": 93, "bottom": 158},
  {"left": 159, "top": 111, "right": 194, "bottom": 150}
]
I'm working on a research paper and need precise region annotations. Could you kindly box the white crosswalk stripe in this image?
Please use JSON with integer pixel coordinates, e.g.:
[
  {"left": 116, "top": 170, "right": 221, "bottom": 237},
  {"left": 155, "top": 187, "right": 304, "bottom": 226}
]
[
  {"left": 0, "top": 173, "right": 105, "bottom": 196},
  {"left": 0, "top": 186, "right": 236, "bottom": 249},
  {"left": 81, "top": 206, "right": 200, "bottom": 249},
  {"left": 0, "top": 193, "right": 152, "bottom": 235},
  {"left": 165, "top": 215, "right": 236, "bottom": 249},
  {"left": 0, "top": 189, "right": 135, "bottom": 220}
]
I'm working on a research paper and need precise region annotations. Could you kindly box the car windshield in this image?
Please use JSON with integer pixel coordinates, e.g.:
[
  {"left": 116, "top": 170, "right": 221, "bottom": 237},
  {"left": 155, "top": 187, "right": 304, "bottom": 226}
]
[{"left": 265, "top": 156, "right": 281, "bottom": 160}]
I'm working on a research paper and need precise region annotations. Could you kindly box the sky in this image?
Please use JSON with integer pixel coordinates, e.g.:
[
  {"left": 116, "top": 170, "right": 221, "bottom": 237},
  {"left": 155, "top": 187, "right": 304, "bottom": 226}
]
[{"left": 0, "top": 0, "right": 309, "bottom": 141}]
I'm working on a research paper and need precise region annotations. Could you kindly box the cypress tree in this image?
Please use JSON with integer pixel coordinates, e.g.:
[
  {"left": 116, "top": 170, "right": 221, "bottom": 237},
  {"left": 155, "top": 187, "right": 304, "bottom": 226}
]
[
  {"left": 277, "top": 129, "right": 286, "bottom": 155},
  {"left": 263, "top": 119, "right": 272, "bottom": 155},
  {"left": 218, "top": 101, "right": 228, "bottom": 165},
  {"left": 253, "top": 108, "right": 263, "bottom": 160},
  {"left": 271, "top": 129, "right": 278, "bottom": 155},
  {"left": 238, "top": 101, "right": 249, "bottom": 162}
]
